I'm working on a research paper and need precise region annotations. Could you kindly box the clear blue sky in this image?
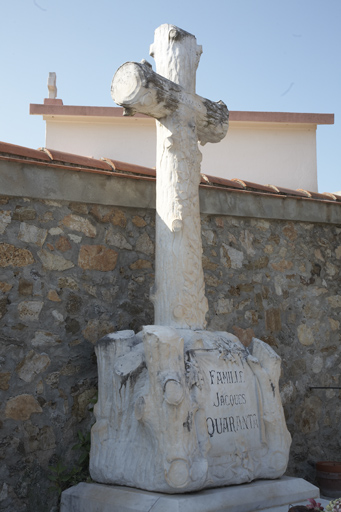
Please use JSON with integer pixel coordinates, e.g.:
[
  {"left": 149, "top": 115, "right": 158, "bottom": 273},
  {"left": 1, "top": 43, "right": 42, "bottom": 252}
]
[{"left": 0, "top": 0, "right": 340, "bottom": 193}]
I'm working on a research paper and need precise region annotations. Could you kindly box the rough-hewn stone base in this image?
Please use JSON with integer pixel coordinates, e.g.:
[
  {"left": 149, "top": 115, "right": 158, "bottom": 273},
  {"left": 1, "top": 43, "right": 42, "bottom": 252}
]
[
  {"left": 90, "top": 329, "right": 291, "bottom": 493},
  {"left": 60, "top": 477, "right": 319, "bottom": 512}
]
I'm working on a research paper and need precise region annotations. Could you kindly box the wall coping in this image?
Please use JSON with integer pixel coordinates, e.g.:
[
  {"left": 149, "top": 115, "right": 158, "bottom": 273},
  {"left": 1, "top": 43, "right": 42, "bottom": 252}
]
[{"left": 1, "top": 154, "right": 340, "bottom": 225}]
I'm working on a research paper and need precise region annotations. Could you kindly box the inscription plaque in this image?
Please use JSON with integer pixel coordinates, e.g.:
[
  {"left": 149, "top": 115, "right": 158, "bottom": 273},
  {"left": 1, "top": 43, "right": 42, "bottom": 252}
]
[{"left": 203, "top": 357, "right": 262, "bottom": 455}]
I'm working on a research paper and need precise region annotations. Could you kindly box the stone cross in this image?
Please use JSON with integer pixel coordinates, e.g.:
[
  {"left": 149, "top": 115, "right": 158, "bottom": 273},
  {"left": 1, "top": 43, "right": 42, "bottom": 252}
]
[
  {"left": 112, "top": 24, "right": 228, "bottom": 330},
  {"left": 89, "top": 26, "right": 291, "bottom": 494}
]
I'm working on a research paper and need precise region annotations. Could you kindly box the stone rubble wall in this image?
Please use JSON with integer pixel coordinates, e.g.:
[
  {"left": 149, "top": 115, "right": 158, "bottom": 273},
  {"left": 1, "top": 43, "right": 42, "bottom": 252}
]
[
  {"left": 0, "top": 196, "right": 155, "bottom": 512},
  {"left": 200, "top": 213, "right": 341, "bottom": 482},
  {"left": 0, "top": 192, "right": 340, "bottom": 511}
]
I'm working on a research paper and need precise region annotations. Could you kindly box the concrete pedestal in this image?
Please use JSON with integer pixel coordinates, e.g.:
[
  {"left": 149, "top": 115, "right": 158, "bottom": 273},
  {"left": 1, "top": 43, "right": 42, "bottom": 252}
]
[{"left": 60, "top": 476, "right": 319, "bottom": 512}]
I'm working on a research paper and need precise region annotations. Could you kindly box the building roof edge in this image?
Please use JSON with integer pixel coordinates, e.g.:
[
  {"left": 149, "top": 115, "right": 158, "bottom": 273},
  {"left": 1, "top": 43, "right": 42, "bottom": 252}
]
[{"left": 29, "top": 104, "right": 334, "bottom": 125}]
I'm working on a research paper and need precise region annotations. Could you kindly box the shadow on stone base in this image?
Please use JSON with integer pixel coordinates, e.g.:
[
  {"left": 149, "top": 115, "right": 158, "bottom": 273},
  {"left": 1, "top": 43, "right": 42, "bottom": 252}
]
[{"left": 60, "top": 476, "right": 319, "bottom": 512}]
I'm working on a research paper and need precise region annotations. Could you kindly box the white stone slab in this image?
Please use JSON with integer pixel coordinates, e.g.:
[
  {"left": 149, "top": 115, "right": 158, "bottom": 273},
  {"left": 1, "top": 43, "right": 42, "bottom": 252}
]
[{"left": 60, "top": 477, "right": 319, "bottom": 512}]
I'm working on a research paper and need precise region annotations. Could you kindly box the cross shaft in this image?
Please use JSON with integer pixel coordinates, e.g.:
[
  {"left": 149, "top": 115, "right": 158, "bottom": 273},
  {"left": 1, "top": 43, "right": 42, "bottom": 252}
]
[{"left": 112, "top": 24, "right": 228, "bottom": 329}]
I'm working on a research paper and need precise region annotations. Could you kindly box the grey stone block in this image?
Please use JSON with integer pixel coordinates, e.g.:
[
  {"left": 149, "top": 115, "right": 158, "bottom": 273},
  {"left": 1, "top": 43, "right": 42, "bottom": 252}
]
[{"left": 60, "top": 476, "right": 319, "bottom": 512}]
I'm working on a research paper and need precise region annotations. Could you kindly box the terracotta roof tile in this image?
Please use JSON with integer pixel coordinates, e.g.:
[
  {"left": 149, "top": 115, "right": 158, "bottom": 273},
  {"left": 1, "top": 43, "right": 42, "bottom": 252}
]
[
  {"left": 0, "top": 141, "right": 51, "bottom": 162},
  {"left": 0, "top": 141, "right": 339, "bottom": 205},
  {"left": 231, "top": 179, "right": 276, "bottom": 193},
  {"left": 323, "top": 193, "right": 338, "bottom": 201},
  {"left": 267, "top": 185, "right": 309, "bottom": 198},
  {"left": 102, "top": 158, "right": 156, "bottom": 177},
  {"left": 296, "top": 188, "right": 336, "bottom": 201},
  {"left": 38, "top": 148, "right": 113, "bottom": 172},
  {"left": 201, "top": 174, "right": 245, "bottom": 189}
]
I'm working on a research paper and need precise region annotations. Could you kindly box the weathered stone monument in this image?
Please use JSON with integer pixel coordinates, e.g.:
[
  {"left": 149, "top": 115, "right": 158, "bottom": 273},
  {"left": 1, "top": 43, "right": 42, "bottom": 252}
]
[
  {"left": 90, "top": 22, "right": 291, "bottom": 491},
  {"left": 61, "top": 24, "right": 320, "bottom": 512}
]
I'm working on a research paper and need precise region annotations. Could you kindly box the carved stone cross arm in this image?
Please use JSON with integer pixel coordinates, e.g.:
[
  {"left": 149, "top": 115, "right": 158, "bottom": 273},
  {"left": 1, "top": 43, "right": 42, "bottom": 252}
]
[
  {"left": 111, "top": 25, "right": 228, "bottom": 330},
  {"left": 112, "top": 61, "right": 228, "bottom": 146}
]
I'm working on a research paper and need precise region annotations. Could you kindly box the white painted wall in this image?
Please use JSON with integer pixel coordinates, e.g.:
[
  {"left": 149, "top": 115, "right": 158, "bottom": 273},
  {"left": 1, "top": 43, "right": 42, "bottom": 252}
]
[
  {"left": 201, "top": 122, "right": 317, "bottom": 191},
  {"left": 45, "top": 117, "right": 156, "bottom": 168},
  {"left": 44, "top": 115, "right": 318, "bottom": 191}
]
